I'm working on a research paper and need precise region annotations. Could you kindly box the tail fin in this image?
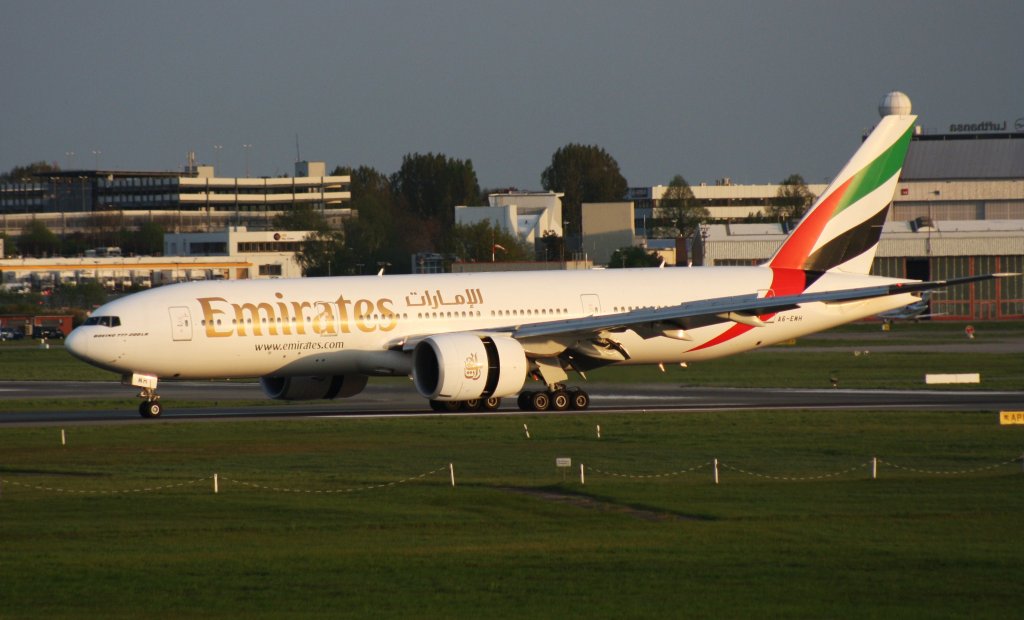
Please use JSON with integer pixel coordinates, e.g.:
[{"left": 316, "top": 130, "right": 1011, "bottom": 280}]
[{"left": 768, "top": 113, "right": 916, "bottom": 274}]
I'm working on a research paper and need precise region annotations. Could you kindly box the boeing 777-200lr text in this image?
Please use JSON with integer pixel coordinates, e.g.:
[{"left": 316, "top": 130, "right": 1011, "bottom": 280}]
[{"left": 65, "top": 106, "right": 1017, "bottom": 417}]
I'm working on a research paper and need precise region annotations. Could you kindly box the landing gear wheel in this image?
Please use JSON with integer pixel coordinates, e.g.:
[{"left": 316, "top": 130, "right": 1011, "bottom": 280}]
[
  {"left": 529, "top": 391, "right": 551, "bottom": 411},
  {"left": 138, "top": 400, "right": 163, "bottom": 418},
  {"left": 550, "top": 390, "right": 570, "bottom": 411},
  {"left": 482, "top": 397, "right": 502, "bottom": 411},
  {"left": 429, "top": 399, "right": 462, "bottom": 412},
  {"left": 517, "top": 392, "right": 533, "bottom": 410},
  {"left": 569, "top": 389, "right": 590, "bottom": 410},
  {"left": 463, "top": 399, "right": 482, "bottom": 412}
]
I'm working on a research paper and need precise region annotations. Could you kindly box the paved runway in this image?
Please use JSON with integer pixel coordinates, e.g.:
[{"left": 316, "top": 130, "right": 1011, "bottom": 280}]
[{"left": 1, "top": 380, "right": 1021, "bottom": 426}]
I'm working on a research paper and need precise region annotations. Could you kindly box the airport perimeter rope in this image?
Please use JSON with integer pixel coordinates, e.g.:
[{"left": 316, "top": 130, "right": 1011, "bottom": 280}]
[
  {"left": 876, "top": 457, "right": 1021, "bottom": 476},
  {"left": 2, "top": 457, "right": 1020, "bottom": 496},
  {"left": 0, "top": 465, "right": 451, "bottom": 496},
  {"left": 585, "top": 455, "right": 1023, "bottom": 482},
  {"left": 720, "top": 461, "right": 869, "bottom": 481},
  {"left": 585, "top": 461, "right": 712, "bottom": 479},
  {"left": 220, "top": 465, "right": 450, "bottom": 494},
  {"left": 0, "top": 476, "right": 212, "bottom": 495}
]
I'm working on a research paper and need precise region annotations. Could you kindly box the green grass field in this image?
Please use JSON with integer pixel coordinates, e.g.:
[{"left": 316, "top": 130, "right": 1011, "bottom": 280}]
[{"left": 2, "top": 411, "right": 1023, "bottom": 618}]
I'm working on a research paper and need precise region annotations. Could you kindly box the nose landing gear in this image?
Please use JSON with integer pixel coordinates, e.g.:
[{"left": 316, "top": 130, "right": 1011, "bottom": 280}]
[
  {"left": 125, "top": 373, "right": 163, "bottom": 418},
  {"left": 138, "top": 395, "right": 163, "bottom": 418}
]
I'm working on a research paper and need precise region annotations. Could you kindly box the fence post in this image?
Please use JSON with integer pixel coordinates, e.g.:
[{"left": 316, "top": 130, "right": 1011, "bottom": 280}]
[
  {"left": 872, "top": 457, "right": 878, "bottom": 480},
  {"left": 61, "top": 429, "right": 66, "bottom": 447},
  {"left": 713, "top": 459, "right": 720, "bottom": 485},
  {"left": 213, "top": 473, "right": 219, "bottom": 494},
  {"left": 449, "top": 463, "right": 456, "bottom": 487},
  {"left": 580, "top": 463, "right": 585, "bottom": 485}
]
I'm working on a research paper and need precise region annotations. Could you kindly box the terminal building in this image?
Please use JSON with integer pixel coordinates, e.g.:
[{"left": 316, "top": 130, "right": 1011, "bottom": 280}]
[
  {"left": 0, "top": 159, "right": 353, "bottom": 237},
  {"left": 0, "top": 227, "right": 313, "bottom": 291},
  {"left": 454, "top": 191, "right": 564, "bottom": 246}
]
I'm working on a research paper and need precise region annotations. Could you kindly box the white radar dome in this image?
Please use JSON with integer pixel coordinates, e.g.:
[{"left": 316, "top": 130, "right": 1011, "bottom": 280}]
[{"left": 879, "top": 91, "right": 912, "bottom": 117}]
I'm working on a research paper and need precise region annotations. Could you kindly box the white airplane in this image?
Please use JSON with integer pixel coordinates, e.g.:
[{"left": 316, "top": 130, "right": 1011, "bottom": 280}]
[
  {"left": 65, "top": 109, "right": 1015, "bottom": 417},
  {"left": 876, "top": 291, "right": 944, "bottom": 324}
]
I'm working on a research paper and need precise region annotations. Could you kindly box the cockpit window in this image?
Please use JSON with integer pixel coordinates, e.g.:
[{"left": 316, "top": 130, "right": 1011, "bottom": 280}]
[{"left": 84, "top": 316, "right": 121, "bottom": 327}]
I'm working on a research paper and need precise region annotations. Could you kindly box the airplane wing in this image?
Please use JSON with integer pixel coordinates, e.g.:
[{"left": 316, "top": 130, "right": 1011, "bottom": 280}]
[
  {"left": 509, "top": 272, "right": 1015, "bottom": 340},
  {"left": 393, "top": 272, "right": 1016, "bottom": 351}
]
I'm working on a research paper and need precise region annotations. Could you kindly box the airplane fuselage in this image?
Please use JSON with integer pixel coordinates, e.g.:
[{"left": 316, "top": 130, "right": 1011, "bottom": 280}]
[{"left": 67, "top": 266, "right": 915, "bottom": 380}]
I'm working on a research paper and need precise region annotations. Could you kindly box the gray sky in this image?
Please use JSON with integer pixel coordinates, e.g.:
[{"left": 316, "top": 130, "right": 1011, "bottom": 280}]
[{"left": 2, "top": 1, "right": 1021, "bottom": 190}]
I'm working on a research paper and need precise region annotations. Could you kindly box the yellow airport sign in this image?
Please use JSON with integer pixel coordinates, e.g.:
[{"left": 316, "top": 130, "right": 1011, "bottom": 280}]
[{"left": 999, "top": 411, "right": 1024, "bottom": 425}]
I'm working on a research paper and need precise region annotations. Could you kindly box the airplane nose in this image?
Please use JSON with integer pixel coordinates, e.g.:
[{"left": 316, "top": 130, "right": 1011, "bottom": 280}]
[{"left": 64, "top": 328, "right": 90, "bottom": 361}]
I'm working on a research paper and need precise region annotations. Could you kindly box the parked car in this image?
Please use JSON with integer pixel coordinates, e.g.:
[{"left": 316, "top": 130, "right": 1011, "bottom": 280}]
[
  {"left": 33, "top": 327, "right": 65, "bottom": 340},
  {"left": 0, "top": 327, "right": 25, "bottom": 341}
]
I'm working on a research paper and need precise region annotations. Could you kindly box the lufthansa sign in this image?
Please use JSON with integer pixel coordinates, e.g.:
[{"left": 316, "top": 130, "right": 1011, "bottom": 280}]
[{"left": 949, "top": 118, "right": 1024, "bottom": 133}]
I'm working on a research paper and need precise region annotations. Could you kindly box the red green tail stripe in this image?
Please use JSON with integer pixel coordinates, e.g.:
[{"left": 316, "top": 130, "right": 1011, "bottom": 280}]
[
  {"left": 831, "top": 124, "right": 914, "bottom": 217},
  {"left": 770, "top": 124, "right": 914, "bottom": 270},
  {"left": 770, "top": 176, "right": 852, "bottom": 269}
]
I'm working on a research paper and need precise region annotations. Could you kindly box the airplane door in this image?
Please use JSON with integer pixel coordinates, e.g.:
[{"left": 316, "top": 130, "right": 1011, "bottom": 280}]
[
  {"left": 580, "top": 294, "right": 601, "bottom": 315},
  {"left": 169, "top": 307, "right": 193, "bottom": 342}
]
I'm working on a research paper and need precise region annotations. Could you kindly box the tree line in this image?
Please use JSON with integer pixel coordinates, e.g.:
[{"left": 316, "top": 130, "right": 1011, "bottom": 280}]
[
  {"left": 268, "top": 146, "right": 628, "bottom": 275},
  {"left": 4, "top": 218, "right": 166, "bottom": 258}
]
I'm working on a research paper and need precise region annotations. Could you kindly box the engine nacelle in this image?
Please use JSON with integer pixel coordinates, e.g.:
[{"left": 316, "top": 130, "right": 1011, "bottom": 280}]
[
  {"left": 412, "top": 333, "right": 527, "bottom": 401},
  {"left": 260, "top": 374, "right": 368, "bottom": 401}
]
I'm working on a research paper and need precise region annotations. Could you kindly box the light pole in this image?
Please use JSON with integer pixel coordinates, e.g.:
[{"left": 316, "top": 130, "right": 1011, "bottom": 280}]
[
  {"left": 65, "top": 151, "right": 75, "bottom": 168},
  {"left": 91, "top": 150, "right": 102, "bottom": 170},
  {"left": 213, "top": 145, "right": 222, "bottom": 173},
  {"left": 242, "top": 144, "right": 252, "bottom": 178},
  {"left": 699, "top": 222, "right": 710, "bottom": 266}
]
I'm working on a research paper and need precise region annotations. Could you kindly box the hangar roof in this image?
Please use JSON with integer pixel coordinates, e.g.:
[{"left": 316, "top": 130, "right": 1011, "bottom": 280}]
[{"left": 903, "top": 134, "right": 1024, "bottom": 180}]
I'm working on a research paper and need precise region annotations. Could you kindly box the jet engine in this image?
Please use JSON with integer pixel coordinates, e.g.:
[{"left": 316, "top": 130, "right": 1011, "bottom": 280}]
[
  {"left": 260, "top": 374, "right": 368, "bottom": 401},
  {"left": 412, "top": 333, "right": 527, "bottom": 401}
]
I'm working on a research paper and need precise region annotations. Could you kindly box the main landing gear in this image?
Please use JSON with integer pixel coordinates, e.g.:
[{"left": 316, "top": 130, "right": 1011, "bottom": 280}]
[
  {"left": 516, "top": 387, "right": 590, "bottom": 412},
  {"left": 428, "top": 397, "right": 503, "bottom": 412},
  {"left": 426, "top": 387, "right": 592, "bottom": 413}
]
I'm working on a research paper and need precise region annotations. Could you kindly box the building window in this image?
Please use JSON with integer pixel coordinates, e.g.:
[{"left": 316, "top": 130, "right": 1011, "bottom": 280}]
[
  {"left": 189, "top": 242, "right": 227, "bottom": 255},
  {"left": 258, "top": 264, "right": 282, "bottom": 276},
  {"left": 238, "top": 241, "right": 303, "bottom": 253}
]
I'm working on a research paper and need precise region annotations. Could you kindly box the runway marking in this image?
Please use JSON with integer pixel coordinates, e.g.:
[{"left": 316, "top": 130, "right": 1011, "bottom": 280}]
[{"left": 590, "top": 394, "right": 698, "bottom": 400}]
